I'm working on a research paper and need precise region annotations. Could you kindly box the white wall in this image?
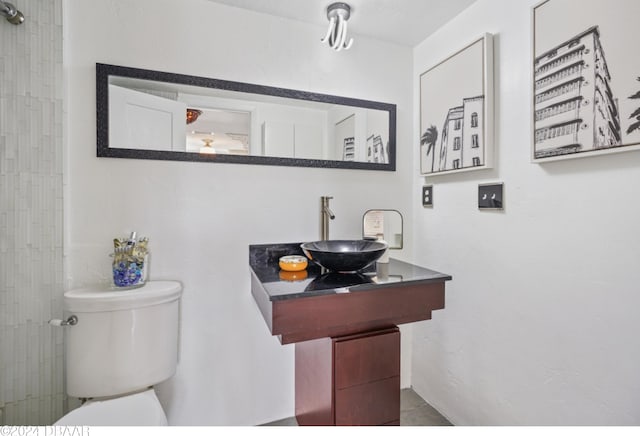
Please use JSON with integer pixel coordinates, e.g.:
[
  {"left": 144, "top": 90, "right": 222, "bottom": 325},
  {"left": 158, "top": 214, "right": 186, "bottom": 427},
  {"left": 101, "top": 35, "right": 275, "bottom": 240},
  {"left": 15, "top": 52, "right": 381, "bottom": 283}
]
[
  {"left": 412, "top": 0, "right": 640, "bottom": 425},
  {"left": 64, "top": 0, "right": 412, "bottom": 425}
]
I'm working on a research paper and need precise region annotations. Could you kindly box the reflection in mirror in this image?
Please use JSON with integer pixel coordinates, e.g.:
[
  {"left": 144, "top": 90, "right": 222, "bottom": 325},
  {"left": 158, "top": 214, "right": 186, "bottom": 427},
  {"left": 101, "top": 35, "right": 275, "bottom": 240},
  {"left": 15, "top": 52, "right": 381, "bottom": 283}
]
[
  {"left": 362, "top": 209, "right": 403, "bottom": 249},
  {"left": 97, "top": 63, "right": 396, "bottom": 171},
  {"left": 186, "top": 108, "right": 250, "bottom": 155}
]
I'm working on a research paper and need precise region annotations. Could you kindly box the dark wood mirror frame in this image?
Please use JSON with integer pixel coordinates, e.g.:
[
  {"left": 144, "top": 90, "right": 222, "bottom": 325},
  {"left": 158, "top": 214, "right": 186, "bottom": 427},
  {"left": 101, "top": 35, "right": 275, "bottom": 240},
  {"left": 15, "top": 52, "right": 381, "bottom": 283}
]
[{"left": 96, "top": 63, "right": 396, "bottom": 171}]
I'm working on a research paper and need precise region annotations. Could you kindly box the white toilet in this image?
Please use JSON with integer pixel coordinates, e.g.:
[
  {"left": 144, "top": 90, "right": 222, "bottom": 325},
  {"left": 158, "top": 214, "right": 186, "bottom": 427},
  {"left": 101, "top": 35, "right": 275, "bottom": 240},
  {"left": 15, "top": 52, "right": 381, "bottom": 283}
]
[{"left": 54, "top": 280, "right": 182, "bottom": 426}]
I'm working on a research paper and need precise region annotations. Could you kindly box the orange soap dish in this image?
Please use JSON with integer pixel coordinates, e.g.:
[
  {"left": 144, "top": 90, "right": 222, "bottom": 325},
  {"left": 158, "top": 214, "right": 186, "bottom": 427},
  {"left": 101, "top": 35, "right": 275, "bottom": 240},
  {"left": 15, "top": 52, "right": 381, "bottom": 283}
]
[{"left": 279, "top": 255, "right": 308, "bottom": 272}]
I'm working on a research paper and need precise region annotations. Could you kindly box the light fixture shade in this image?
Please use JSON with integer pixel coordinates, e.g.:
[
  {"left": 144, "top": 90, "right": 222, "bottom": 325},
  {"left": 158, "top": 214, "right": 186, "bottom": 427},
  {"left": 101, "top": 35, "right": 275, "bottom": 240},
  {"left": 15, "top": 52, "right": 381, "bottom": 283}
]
[
  {"left": 321, "top": 2, "right": 354, "bottom": 51},
  {"left": 186, "top": 108, "right": 202, "bottom": 125}
]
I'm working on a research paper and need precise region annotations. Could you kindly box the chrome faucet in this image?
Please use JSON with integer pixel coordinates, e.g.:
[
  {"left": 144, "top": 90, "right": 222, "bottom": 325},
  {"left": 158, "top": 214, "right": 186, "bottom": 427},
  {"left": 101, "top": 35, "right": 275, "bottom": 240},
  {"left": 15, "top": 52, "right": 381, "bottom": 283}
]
[{"left": 320, "top": 196, "right": 335, "bottom": 240}]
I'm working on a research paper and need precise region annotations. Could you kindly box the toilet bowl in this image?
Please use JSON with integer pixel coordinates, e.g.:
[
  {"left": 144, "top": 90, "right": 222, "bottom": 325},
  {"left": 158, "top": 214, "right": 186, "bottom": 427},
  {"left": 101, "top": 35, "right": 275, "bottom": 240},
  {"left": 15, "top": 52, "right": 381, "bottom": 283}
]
[
  {"left": 53, "top": 281, "right": 182, "bottom": 426},
  {"left": 54, "top": 388, "right": 167, "bottom": 426}
]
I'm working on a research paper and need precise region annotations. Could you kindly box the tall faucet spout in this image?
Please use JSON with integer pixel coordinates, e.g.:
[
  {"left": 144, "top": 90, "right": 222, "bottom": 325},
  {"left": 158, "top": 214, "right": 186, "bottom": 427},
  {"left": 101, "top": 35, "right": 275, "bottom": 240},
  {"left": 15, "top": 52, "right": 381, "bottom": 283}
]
[
  {"left": 324, "top": 206, "right": 335, "bottom": 220},
  {"left": 320, "top": 196, "right": 335, "bottom": 240}
]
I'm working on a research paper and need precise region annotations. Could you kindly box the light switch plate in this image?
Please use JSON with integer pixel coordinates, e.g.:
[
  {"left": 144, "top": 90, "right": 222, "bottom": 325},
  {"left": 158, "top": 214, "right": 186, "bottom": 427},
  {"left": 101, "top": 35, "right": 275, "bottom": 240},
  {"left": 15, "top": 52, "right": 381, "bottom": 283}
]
[
  {"left": 422, "top": 185, "right": 433, "bottom": 207},
  {"left": 478, "top": 183, "right": 503, "bottom": 210}
]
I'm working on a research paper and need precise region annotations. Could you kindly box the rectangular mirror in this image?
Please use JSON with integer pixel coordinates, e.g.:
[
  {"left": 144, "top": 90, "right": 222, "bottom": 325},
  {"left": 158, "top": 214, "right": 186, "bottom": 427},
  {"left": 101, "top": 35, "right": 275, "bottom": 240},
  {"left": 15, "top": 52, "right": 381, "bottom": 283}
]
[{"left": 97, "top": 63, "right": 396, "bottom": 171}]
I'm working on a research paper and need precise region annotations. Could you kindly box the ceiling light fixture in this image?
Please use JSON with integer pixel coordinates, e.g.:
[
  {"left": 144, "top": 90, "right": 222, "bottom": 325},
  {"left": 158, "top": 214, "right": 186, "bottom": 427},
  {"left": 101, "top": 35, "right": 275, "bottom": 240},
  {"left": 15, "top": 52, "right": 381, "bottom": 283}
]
[
  {"left": 321, "top": 2, "right": 354, "bottom": 51},
  {"left": 199, "top": 138, "right": 215, "bottom": 154}
]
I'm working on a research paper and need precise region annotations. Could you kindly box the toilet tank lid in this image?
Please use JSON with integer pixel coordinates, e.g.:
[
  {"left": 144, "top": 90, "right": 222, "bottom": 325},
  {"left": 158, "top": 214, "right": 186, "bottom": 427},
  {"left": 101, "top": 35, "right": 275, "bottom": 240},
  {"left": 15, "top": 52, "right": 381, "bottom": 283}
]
[{"left": 64, "top": 280, "right": 182, "bottom": 312}]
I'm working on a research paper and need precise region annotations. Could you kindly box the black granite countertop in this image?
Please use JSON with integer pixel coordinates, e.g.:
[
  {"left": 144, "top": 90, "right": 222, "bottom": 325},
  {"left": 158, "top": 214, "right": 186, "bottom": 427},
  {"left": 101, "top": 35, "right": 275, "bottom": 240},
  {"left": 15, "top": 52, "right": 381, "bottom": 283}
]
[{"left": 250, "top": 242, "right": 452, "bottom": 301}]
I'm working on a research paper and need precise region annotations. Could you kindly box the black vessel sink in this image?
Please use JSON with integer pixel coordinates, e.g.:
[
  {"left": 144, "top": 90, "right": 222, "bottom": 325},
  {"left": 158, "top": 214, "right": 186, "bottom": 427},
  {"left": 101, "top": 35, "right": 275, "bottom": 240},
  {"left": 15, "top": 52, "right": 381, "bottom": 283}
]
[{"left": 300, "top": 239, "right": 387, "bottom": 272}]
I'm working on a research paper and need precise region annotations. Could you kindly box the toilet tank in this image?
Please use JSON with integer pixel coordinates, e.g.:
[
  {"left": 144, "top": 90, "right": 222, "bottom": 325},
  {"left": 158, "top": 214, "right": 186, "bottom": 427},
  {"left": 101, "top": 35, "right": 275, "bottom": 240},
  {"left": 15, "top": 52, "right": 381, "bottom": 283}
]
[{"left": 63, "top": 281, "right": 182, "bottom": 398}]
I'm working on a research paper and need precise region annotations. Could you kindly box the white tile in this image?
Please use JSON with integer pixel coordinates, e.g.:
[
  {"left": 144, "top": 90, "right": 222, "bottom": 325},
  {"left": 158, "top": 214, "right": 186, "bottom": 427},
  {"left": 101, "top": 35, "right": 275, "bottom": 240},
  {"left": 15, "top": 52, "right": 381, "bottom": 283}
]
[{"left": 0, "top": 0, "right": 64, "bottom": 425}]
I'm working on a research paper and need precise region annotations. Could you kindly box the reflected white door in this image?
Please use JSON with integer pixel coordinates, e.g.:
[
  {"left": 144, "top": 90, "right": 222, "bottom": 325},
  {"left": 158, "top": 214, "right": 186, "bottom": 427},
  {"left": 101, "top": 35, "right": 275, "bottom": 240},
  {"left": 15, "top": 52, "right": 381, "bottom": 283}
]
[
  {"left": 294, "top": 124, "right": 323, "bottom": 160},
  {"left": 262, "top": 121, "right": 294, "bottom": 158},
  {"left": 109, "top": 84, "right": 186, "bottom": 151}
]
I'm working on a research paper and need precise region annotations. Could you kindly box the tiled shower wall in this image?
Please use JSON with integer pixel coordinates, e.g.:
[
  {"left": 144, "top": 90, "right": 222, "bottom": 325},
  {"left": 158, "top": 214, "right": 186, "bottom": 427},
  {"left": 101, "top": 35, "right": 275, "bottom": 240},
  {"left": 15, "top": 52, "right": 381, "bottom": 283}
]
[{"left": 0, "top": 0, "right": 64, "bottom": 425}]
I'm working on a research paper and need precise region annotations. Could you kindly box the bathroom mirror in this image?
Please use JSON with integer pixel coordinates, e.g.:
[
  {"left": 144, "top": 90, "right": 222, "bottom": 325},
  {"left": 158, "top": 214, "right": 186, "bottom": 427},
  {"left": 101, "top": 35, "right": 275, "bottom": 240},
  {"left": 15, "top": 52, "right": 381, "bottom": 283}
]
[
  {"left": 96, "top": 63, "right": 396, "bottom": 171},
  {"left": 362, "top": 209, "right": 403, "bottom": 249}
]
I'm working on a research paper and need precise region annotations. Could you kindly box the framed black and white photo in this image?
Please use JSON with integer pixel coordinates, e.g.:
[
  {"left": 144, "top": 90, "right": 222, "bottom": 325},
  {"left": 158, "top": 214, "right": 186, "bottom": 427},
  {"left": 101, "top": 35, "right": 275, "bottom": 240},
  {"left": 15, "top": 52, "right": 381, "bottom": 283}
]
[
  {"left": 532, "top": 0, "right": 640, "bottom": 162},
  {"left": 420, "top": 33, "right": 494, "bottom": 176}
]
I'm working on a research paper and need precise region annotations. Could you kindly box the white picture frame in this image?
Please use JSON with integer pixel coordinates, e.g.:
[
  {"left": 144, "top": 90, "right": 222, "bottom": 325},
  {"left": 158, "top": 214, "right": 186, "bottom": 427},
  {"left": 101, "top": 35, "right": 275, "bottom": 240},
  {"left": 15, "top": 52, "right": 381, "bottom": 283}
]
[
  {"left": 532, "top": 0, "right": 640, "bottom": 162},
  {"left": 419, "top": 33, "right": 494, "bottom": 176}
]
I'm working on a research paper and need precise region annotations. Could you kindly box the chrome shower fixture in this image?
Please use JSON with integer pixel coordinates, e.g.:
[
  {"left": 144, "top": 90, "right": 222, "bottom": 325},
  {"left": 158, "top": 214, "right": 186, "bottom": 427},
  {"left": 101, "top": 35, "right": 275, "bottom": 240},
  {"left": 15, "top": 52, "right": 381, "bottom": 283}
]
[
  {"left": 1, "top": 1, "right": 24, "bottom": 25},
  {"left": 321, "top": 2, "right": 354, "bottom": 51}
]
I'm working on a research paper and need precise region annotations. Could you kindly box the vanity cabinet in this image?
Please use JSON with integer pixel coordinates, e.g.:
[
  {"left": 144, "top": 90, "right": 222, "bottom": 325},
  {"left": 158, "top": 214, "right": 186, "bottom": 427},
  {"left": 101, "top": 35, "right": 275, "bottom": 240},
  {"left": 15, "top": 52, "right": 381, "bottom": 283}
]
[
  {"left": 296, "top": 327, "right": 400, "bottom": 426},
  {"left": 249, "top": 243, "right": 452, "bottom": 426}
]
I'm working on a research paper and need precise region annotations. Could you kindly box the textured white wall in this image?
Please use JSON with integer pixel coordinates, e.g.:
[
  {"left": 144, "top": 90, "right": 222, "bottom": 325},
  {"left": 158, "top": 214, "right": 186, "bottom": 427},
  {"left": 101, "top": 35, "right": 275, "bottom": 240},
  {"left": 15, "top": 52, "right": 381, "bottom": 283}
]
[
  {"left": 64, "top": 0, "right": 412, "bottom": 425},
  {"left": 412, "top": 0, "right": 640, "bottom": 425},
  {"left": 0, "top": 0, "right": 64, "bottom": 425}
]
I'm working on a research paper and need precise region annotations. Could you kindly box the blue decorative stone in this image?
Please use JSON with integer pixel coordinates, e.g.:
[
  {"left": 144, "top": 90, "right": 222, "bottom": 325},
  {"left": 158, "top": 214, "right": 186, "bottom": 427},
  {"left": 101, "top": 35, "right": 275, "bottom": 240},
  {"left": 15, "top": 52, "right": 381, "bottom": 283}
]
[{"left": 113, "top": 260, "right": 144, "bottom": 287}]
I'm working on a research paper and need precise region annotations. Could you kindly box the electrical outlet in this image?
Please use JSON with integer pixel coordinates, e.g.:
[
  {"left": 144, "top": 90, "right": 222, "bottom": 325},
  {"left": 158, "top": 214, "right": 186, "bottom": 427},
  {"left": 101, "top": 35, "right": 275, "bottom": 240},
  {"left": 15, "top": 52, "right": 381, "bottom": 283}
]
[
  {"left": 422, "top": 185, "right": 433, "bottom": 207},
  {"left": 478, "top": 183, "right": 503, "bottom": 210}
]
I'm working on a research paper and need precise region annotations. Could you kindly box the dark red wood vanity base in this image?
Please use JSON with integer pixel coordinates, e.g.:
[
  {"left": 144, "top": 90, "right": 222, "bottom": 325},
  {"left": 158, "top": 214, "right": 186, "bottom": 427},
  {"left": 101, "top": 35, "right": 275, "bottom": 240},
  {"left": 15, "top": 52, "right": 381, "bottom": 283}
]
[
  {"left": 296, "top": 327, "right": 400, "bottom": 426},
  {"left": 250, "top": 243, "right": 452, "bottom": 426},
  {"left": 272, "top": 281, "right": 445, "bottom": 344}
]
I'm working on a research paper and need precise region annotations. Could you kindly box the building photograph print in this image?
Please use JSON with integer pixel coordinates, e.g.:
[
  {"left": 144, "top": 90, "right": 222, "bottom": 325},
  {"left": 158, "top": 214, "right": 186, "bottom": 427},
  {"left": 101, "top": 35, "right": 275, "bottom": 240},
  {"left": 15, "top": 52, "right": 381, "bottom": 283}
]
[
  {"left": 533, "top": 0, "right": 640, "bottom": 161},
  {"left": 420, "top": 33, "right": 494, "bottom": 176}
]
